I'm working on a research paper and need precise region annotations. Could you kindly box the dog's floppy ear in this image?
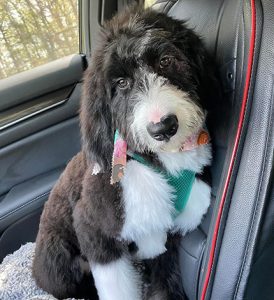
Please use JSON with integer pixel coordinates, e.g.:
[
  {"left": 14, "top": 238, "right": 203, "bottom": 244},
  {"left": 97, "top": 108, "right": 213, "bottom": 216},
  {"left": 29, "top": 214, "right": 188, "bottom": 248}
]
[{"left": 80, "top": 55, "right": 114, "bottom": 171}]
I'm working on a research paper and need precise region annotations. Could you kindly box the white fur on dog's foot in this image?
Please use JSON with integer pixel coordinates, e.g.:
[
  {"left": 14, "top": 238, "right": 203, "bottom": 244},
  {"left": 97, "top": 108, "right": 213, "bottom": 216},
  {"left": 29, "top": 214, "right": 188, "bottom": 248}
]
[
  {"left": 135, "top": 231, "right": 167, "bottom": 259},
  {"left": 173, "top": 178, "right": 211, "bottom": 235},
  {"left": 90, "top": 257, "right": 141, "bottom": 300}
]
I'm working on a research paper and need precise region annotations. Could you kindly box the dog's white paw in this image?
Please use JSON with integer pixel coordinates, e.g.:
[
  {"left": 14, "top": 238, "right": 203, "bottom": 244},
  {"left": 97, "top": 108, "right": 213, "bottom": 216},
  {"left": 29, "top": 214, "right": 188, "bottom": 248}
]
[
  {"left": 173, "top": 178, "right": 211, "bottom": 235},
  {"left": 135, "top": 231, "right": 167, "bottom": 259},
  {"left": 91, "top": 257, "right": 142, "bottom": 300}
]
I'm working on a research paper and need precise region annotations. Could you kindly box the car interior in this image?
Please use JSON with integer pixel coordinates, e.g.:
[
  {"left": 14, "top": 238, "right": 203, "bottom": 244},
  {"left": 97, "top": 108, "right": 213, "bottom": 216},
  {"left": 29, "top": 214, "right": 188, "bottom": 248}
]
[{"left": 0, "top": 0, "right": 274, "bottom": 299}]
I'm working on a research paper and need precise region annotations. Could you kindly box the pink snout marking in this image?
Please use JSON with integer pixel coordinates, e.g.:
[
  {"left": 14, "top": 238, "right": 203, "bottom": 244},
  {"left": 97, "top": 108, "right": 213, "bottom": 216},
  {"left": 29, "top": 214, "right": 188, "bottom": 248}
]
[{"left": 148, "top": 110, "right": 163, "bottom": 123}]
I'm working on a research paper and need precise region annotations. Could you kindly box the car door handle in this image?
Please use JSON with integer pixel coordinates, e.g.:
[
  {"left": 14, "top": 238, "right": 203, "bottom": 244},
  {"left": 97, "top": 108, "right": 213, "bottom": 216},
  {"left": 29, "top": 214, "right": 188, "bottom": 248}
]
[{"left": 0, "top": 85, "right": 74, "bottom": 131}]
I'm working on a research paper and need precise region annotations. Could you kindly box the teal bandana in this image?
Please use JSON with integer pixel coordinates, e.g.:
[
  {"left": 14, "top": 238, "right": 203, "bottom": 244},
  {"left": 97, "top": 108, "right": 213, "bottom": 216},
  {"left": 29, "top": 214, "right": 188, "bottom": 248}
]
[
  {"left": 111, "top": 130, "right": 200, "bottom": 215},
  {"left": 129, "top": 152, "right": 195, "bottom": 215}
]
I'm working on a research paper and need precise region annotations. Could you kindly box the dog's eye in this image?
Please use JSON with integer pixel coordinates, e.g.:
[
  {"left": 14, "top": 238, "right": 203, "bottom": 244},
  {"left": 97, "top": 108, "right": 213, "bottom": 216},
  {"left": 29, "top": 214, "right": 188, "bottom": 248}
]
[
  {"left": 117, "top": 78, "right": 129, "bottom": 89},
  {"left": 159, "top": 56, "right": 173, "bottom": 69}
]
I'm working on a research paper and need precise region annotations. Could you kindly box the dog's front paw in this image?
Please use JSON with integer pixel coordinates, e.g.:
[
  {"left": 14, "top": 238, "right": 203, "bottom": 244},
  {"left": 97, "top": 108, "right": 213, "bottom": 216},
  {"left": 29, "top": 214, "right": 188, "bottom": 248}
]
[
  {"left": 91, "top": 257, "right": 142, "bottom": 300},
  {"left": 173, "top": 179, "right": 211, "bottom": 235},
  {"left": 135, "top": 231, "right": 167, "bottom": 260}
]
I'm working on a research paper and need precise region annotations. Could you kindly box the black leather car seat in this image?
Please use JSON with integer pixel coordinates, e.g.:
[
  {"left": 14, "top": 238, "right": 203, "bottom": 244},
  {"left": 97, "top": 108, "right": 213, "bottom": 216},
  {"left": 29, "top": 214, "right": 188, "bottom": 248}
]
[{"left": 154, "top": 0, "right": 274, "bottom": 299}]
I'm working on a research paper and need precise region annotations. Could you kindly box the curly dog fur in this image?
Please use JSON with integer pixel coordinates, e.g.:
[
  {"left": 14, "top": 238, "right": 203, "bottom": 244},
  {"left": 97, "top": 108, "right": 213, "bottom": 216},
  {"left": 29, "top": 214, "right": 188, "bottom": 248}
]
[{"left": 33, "top": 6, "right": 216, "bottom": 300}]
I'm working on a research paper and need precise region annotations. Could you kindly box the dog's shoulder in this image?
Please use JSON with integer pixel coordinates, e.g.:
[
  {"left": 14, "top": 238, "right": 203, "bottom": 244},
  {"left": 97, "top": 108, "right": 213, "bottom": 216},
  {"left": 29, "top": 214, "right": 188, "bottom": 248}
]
[{"left": 47, "top": 151, "right": 88, "bottom": 209}]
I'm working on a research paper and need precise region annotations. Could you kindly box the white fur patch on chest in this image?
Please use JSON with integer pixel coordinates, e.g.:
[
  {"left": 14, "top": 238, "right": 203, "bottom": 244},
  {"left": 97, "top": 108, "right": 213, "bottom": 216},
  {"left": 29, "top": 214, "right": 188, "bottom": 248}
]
[
  {"left": 120, "top": 145, "right": 212, "bottom": 259},
  {"left": 120, "top": 160, "right": 175, "bottom": 242}
]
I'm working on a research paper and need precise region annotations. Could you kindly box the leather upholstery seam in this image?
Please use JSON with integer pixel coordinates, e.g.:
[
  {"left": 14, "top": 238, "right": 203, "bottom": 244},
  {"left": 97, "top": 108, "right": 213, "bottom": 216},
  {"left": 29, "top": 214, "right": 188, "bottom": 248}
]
[
  {"left": 195, "top": 238, "right": 207, "bottom": 299},
  {"left": 159, "top": 0, "right": 177, "bottom": 14},
  {"left": 163, "top": 1, "right": 169, "bottom": 12},
  {"left": 0, "top": 191, "right": 50, "bottom": 222}
]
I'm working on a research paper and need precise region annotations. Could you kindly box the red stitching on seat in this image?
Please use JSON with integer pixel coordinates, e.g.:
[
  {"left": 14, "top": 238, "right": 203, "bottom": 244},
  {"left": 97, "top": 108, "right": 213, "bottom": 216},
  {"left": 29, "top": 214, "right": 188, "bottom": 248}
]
[{"left": 200, "top": 0, "right": 256, "bottom": 299}]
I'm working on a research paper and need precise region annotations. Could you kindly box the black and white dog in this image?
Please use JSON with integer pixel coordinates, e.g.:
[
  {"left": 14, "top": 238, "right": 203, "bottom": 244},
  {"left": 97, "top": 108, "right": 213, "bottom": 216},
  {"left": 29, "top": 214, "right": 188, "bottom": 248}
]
[{"left": 33, "top": 6, "right": 215, "bottom": 300}]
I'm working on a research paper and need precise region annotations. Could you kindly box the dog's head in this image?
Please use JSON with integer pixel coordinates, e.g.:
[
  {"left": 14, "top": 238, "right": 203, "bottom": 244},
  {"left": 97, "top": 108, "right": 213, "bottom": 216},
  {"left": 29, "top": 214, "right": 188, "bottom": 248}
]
[{"left": 81, "top": 7, "right": 214, "bottom": 170}]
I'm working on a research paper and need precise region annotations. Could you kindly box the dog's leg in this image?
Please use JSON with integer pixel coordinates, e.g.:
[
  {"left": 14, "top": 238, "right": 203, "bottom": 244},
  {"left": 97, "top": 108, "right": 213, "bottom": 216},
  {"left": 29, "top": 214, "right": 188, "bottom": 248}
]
[
  {"left": 91, "top": 256, "right": 142, "bottom": 300},
  {"left": 33, "top": 231, "right": 97, "bottom": 299},
  {"left": 73, "top": 171, "right": 142, "bottom": 300},
  {"left": 135, "top": 231, "right": 167, "bottom": 259},
  {"left": 33, "top": 153, "right": 98, "bottom": 299},
  {"left": 144, "top": 234, "right": 185, "bottom": 300},
  {"left": 74, "top": 217, "right": 142, "bottom": 300},
  {"left": 173, "top": 178, "right": 211, "bottom": 234}
]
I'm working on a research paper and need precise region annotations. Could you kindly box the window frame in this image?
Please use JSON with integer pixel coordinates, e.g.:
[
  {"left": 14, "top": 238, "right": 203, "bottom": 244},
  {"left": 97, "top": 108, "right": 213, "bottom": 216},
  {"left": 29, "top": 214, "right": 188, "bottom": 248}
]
[{"left": 0, "top": 0, "right": 81, "bottom": 81}]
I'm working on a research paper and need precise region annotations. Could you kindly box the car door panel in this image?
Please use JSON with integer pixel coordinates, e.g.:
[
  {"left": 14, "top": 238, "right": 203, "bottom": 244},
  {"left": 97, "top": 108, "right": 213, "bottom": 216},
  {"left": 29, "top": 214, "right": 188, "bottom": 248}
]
[
  {"left": 0, "top": 54, "right": 84, "bottom": 111},
  {"left": 0, "top": 208, "right": 43, "bottom": 263},
  {"left": 0, "top": 54, "right": 85, "bottom": 261},
  {"left": 0, "top": 166, "right": 63, "bottom": 232},
  {"left": 0, "top": 117, "right": 80, "bottom": 196}
]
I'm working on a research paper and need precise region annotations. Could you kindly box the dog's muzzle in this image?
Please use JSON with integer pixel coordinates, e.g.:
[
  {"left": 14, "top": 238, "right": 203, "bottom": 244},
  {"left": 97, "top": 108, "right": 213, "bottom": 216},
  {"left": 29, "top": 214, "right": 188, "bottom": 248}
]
[{"left": 146, "top": 114, "right": 178, "bottom": 141}]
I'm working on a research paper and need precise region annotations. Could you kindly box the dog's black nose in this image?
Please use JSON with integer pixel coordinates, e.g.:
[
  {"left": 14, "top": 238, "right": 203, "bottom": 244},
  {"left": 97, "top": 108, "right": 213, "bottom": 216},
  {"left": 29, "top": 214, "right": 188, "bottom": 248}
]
[{"left": 147, "top": 114, "right": 178, "bottom": 141}]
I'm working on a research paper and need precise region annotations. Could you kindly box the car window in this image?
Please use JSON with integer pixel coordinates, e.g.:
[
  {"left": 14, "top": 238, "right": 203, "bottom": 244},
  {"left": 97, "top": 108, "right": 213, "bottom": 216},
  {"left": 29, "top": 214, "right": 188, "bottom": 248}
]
[{"left": 0, "top": 0, "right": 79, "bottom": 80}]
